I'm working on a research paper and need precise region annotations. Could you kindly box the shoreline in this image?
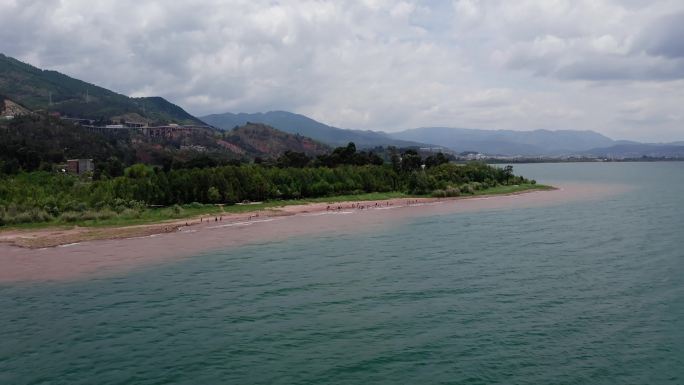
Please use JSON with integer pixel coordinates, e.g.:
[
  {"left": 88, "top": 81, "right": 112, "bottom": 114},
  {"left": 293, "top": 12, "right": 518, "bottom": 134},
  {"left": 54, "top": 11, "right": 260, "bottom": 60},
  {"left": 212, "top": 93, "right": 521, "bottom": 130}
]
[
  {"left": 0, "top": 186, "right": 554, "bottom": 249},
  {"left": 0, "top": 182, "right": 631, "bottom": 283}
]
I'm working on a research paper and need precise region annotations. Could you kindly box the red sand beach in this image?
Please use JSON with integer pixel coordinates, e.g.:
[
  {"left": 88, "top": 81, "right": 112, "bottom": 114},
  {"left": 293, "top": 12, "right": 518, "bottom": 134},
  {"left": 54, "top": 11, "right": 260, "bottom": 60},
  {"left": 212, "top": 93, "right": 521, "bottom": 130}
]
[{"left": 0, "top": 183, "right": 626, "bottom": 283}]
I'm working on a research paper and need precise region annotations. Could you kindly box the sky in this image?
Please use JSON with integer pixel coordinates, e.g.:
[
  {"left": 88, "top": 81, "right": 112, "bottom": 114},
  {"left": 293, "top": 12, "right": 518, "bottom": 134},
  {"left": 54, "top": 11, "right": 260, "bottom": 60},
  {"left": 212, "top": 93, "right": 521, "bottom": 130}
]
[{"left": 1, "top": 0, "right": 683, "bottom": 142}]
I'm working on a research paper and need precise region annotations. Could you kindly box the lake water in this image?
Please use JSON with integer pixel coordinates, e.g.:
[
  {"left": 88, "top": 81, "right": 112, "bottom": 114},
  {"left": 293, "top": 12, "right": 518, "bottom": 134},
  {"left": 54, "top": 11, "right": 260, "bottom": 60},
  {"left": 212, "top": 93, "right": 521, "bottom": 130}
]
[{"left": 1, "top": 162, "right": 683, "bottom": 384}]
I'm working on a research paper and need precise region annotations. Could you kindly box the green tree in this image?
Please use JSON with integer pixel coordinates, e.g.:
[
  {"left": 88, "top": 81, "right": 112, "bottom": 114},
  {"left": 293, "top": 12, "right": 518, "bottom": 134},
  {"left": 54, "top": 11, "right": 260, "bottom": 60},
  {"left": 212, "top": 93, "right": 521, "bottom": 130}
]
[
  {"left": 401, "top": 150, "right": 423, "bottom": 173},
  {"left": 207, "top": 186, "right": 221, "bottom": 203}
]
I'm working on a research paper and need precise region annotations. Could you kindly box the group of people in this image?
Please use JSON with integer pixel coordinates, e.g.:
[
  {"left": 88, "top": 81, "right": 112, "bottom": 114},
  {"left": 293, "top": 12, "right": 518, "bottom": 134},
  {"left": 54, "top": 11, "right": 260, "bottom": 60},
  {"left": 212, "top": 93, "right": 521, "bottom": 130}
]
[
  {"left": 325, "top": 201, "right": 395, "bottom": 211},
  {"left": 185, "top": 198, "right": 427, "bottom": 230}
]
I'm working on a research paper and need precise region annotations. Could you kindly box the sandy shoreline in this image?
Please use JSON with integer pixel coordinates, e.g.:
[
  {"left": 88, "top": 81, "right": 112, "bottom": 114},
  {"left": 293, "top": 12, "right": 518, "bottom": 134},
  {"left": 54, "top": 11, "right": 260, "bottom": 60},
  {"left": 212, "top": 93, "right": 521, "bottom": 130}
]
[
  {"left": 0, "top": 183, "right": 628, "bottom": 283},
  {"left": 0, "top": 188, "right": 552, "bottom": 249}
]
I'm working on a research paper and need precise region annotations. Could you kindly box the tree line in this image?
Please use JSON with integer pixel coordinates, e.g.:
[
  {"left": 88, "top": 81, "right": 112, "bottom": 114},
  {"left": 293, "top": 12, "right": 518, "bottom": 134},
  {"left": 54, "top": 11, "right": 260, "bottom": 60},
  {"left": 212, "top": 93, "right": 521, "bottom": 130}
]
[{"left": 0, "top": 157, "right": 531, "bottom": 226}]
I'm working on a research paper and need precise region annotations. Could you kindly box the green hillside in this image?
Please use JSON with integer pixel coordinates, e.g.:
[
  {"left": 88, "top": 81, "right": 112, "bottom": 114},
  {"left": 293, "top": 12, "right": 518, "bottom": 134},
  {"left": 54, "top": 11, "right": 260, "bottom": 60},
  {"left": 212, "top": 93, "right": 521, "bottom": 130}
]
[{"left": 0, "top": 53, "right": 203, "bottom": 125}]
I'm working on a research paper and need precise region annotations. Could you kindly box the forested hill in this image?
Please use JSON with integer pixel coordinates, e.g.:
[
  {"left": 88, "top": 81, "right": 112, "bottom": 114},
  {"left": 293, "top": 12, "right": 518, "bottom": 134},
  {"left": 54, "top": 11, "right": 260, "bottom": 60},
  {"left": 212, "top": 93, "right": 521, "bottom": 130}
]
[
  {"left": 0, "top": 53, "right": 204, "bottom": 125},
  {"left": 225, "top": 123, "right": 329, "bottom": 157},
  {"left": 0, "top": 115, "right": 330, "bottom": 174}
]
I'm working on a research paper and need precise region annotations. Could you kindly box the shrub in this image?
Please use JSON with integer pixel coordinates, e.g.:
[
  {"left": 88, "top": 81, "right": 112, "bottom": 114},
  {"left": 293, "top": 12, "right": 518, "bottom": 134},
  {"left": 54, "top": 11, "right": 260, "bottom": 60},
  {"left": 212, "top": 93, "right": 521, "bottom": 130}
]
[
  {"left": 172, "top": 204, "right": 183, "bottom": 215},
  {"left": 120, "top": 208, "right": 142, "bottom": 219},
  {"left": 43, "top": 205, "right": 60, "bottom": 217},
  {"left": 431, "top": 189, "right": 447, "bottom": 198},
  {"left": 462, "top": 184, "right": 475, "bottom": 194},
  {"left": 10, "top": 212, "right": 33, "bottom": 224},
  {"left": 112, "top": 198, "right": 127, "bottom": 208},
  {"left": 30, "top": 209, "right": 52, "bottom": 223},
  {"left": 60, "top": 211, "right": 82, "bottom": 223},
  {"left": 7, "top": 203, "right": 18, "bottom": 217},
  {"left": 97, "top": 209, "right": 116, "bottom": 220},
  {"left": 445, "top": 186, "right": 461, "bottom": 197},
  {"left": 79, "top": 210, "right": 100, "bottom": 221},
  {"left": 4, "top": 209, "right": 52, "bottom": 224}
]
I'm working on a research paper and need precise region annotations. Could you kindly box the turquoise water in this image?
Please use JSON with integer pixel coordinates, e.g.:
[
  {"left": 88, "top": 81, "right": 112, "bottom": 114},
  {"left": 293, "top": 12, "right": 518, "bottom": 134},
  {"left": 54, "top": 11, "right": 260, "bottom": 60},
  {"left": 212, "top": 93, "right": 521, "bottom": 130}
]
[{"left": 1, "top": 162, "right": 683, "bottom": 384}]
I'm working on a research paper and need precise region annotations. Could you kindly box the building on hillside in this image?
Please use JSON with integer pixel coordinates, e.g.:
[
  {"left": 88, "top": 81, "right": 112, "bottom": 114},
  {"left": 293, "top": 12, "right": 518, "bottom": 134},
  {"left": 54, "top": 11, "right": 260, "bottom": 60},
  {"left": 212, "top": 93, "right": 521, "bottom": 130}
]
[
  {"left": 142, "top": 125, "right": 198, "bottom": 138},
  {"left": 67, "top": 159, "right": 94, "bottom": 175}
]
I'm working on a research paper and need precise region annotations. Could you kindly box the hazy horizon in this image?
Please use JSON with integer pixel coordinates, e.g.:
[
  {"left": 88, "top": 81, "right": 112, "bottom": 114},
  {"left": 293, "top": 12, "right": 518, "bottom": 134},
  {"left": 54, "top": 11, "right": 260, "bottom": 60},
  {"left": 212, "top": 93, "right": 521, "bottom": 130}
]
[{"left": 2, "top": 1, "right": 683, "bottom": 142}]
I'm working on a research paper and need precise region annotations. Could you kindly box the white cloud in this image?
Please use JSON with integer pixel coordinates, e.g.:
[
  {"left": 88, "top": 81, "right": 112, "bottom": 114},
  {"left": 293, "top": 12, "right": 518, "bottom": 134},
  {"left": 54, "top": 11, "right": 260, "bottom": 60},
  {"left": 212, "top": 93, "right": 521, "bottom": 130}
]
[{"left": 0, "top": 0, "right": 683, "bottom": 141}]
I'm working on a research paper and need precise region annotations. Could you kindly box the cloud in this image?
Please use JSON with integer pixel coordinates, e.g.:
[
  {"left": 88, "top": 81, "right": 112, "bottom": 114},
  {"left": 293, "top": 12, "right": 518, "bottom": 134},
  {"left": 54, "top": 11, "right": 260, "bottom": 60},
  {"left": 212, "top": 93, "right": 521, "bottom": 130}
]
[
  {"left": 637, "top": 11, "right": 684, "bottom": 59},
  {"left": 487, "top": 1, "right": 684, "bottom": 82},
  {"left": 0, "top": 0, "right": 683, "bottom": 141}
]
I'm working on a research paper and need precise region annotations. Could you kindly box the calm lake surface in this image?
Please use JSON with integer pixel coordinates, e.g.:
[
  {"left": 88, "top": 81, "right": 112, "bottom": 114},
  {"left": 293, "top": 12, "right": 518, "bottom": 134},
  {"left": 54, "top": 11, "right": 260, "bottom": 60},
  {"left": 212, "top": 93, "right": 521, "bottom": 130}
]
[{"left": 1, "top": 162, "right": 683, "bottom": 384}]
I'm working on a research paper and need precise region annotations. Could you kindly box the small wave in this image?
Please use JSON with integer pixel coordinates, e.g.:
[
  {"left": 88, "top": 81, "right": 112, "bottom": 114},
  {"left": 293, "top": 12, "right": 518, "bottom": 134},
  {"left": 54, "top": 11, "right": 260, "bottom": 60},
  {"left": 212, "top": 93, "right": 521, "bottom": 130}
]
[
  {"left": 209, "top": 218, "right": 276, "bottom": 229},
  {"left": 57, "top": 242, "right": 81, "bottom": 248},
  {"left": 302, "top": 212, "right": 337, "bottom": 217},
  {"left": 307, "top": 211, "right": 354, "bottom": 215},
  {"left": 129, "top": 234, "right": 161, "bottom": 240}
]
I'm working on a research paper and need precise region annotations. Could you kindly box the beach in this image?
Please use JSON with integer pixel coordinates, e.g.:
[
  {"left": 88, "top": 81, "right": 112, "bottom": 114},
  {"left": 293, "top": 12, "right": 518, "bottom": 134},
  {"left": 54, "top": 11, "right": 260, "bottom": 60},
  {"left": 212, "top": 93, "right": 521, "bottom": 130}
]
[{"left": 0, "top": 183, "right": 622, "bottom": 283}]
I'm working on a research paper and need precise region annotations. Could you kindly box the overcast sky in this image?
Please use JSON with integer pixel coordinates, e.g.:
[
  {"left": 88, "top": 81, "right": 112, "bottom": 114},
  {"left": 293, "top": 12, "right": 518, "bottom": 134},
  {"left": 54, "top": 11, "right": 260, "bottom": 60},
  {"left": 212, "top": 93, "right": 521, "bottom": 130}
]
[{"left": 1, "top": 0, "right": 683, "bottom": 141}]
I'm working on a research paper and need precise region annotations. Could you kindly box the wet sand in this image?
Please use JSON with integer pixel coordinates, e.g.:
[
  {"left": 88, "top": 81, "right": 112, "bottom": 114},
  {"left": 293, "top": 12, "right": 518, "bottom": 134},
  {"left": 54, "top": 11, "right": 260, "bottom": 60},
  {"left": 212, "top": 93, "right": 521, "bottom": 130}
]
[{"left": 0, "top": 183, "right": 626, "bottom": 283}]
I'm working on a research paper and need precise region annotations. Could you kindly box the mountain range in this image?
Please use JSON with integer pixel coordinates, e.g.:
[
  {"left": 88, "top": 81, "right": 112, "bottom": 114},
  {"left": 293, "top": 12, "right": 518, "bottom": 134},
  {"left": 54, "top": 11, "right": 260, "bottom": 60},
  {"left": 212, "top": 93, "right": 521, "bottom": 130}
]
[
  {"left": 2, "top": 52, "right": 682, "bottom": 159},
  {"left": 582, "top": 143, "right": 684, "bottom": 158},
  {"left": 200, "top": 111, "right": 425, "bottom": 149},
  {"left": 389, "top": 127, "right": 616, "bottom": 155},
  {"left": 203, "top": 112, "right": 684, "bottom": 158}
]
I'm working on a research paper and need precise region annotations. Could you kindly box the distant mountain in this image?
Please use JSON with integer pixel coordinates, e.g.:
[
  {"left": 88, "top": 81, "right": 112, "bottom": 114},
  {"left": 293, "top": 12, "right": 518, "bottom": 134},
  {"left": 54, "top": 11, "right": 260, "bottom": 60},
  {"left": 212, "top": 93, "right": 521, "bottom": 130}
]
[
  {"left": 0, "top": 53, "right": 204, "bottom": 125},
  {"left": 390, "top": 127, "right": 616, "bottom": 155},
  {"left": 223, "top": 123, "right": 329, "bottom": 158},
  {"left": 583, "top": 143, "right": 684, "bottom": 158},
  {"left": 201, "top": 110, "right": 426, "bottom": 148}
]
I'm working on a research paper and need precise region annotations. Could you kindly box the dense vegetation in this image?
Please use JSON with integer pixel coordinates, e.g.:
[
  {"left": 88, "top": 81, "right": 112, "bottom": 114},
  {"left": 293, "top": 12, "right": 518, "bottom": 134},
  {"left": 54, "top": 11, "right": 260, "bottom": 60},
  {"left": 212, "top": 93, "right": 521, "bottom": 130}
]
[
  {"left": 0, "top": 144, "right": 535, "bottom": 227},
  {"left": 0, "top": 115, "right": 135, "bottom": 174},
  {"left": 0, "top": 116, "right": 331, "bottom": 175}
]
